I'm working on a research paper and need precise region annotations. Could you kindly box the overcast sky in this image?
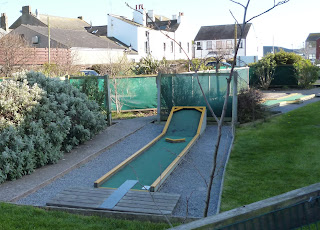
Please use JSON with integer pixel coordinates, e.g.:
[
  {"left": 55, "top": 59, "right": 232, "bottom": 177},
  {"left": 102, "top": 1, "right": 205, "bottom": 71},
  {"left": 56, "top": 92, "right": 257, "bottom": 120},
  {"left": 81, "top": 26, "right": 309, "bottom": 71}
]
[{"left": 1, "top": 0, "right": 319, "bottom": 49}]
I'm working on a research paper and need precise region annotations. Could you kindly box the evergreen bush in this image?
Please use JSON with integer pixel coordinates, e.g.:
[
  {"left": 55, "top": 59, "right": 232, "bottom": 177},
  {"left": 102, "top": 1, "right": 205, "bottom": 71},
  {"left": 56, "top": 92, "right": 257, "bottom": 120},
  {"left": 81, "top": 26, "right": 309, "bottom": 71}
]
[{"left": 0, "top": 72, "right": 106, "bottom": 184}]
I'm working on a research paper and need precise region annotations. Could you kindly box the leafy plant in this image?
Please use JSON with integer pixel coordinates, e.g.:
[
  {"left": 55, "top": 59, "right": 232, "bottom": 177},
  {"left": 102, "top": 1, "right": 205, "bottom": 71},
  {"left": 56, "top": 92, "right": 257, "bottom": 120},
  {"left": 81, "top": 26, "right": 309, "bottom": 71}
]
[
  {"left": 237, "top": 88, "right": 266, "bottom": 123},
  {"left": 132, "top": 55, "right": 160, "bottom": 75},
  {"left": 253, "top": 54, "right": 277, "bottom": 89},
  {"left": 0, "top": 72, "right": 106, "bottom": 184},
  {"left": 294, "top": 59, "right": 320, "bottom": 88}
]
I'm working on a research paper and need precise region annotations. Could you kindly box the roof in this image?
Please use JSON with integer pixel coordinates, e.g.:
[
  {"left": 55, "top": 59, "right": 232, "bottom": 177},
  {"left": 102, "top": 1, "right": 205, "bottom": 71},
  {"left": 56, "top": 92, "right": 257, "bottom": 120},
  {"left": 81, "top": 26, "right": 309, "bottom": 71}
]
[
  {"left": 263, "top": 46, "right": 300, "bottom": 56},
  {"left": 108, "top": 14, "right": 142, "bottom": 27},
  {"left": 194, "top": 23, "right": 252, "bottom": 41},
  {"left": 85, "top": 25, "right": 108, "bottom": 36},
  {"left": 306, "top": 33, "right": 320, "bottom": 42},
  {"left": 38, "top": 14, "right": 90, "bottom": 30},
  {"left": 10, "top": 13, "right": 90, "bottom": 30},
  {"left": 147, "top": 19, "right": 180, "bottom": 32},
  {"left": 109, "top": 13, "right": 180, "bottom": 32},
  {"left": 19, "top": 25, "right": 124, "bottom": 49}
]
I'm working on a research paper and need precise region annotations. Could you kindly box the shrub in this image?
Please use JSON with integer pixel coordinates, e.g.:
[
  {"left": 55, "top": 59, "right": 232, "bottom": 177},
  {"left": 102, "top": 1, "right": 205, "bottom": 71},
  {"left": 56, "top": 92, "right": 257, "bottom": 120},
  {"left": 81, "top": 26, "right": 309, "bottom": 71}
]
[
  {"left": 253, "top": 54, "right": 277, "bottom": 89},
  {"left": 237, "top": 88, "right": 266, "bottom": 123},
  {"left": 132, "top": 55, "right": 160, "bottom": 75},
  {"left": 294, "top": 59, "right": 320, "bottom": 88},
  {"left": 0, "top": 72, "right": 106, "bottom": 184}
]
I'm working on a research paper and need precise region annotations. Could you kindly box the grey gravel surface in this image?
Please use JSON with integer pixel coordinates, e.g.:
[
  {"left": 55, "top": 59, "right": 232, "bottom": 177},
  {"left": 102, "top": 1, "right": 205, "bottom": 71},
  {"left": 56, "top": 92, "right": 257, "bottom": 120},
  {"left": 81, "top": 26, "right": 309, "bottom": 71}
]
[{"left": 17, "top": 123, "right": 233, "bottom": 218}]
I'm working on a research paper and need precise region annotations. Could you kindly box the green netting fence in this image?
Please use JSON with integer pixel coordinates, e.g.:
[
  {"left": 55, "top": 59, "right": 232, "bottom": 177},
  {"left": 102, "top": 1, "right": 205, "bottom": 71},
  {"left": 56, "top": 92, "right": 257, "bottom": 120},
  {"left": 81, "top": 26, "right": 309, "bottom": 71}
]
[
  {"left": 159, "top": 68, "right": 249, "bottom": 120},
  {"left": 67, "top": 75, "right": 157, "bottom": 112}
]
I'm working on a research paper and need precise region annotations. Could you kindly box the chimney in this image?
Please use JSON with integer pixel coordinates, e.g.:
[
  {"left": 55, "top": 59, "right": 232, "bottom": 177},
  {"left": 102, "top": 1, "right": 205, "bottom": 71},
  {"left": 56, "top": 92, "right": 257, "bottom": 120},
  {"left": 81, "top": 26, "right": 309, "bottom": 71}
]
[
  {"left": 177, "top": 12, "right": 184, "bottom": 24},
  {"left": 78, "top": 16, "right": 83, "bottom": 20},
  {"left": 172, "top": 15, "right": 177, "bottom": 20},
  {"left": 133, "top": 4, "right": 146, "bottom": 26},
  {"left": 147, "top": 10, "right": 154, "bottom": 23},
  {"left": 0, "top": 13, "right": 8, "bottom": 32},
  {"left": 22, "top": 6, "right": 31, "bottom": 15}
]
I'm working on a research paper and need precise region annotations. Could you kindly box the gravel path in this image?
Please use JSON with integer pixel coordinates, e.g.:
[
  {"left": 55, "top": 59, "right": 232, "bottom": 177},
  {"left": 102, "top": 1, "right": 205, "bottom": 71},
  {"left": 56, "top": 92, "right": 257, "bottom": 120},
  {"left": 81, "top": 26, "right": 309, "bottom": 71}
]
[{"left": 17, "top": 123, "right": 233, "bottom": 218}]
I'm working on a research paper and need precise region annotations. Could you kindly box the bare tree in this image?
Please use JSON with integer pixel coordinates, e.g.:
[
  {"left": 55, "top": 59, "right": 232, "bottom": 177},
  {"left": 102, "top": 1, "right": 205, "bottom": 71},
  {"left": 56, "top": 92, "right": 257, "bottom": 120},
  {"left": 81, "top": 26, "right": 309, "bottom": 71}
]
[
  {"left": 0, "top": 33, "right": 35, "bottom": 77},
  {"left": 203, "top": 0, "right": 290, "bottom": 217},
  {"left": 97, "top": 55, "right": 133, "bottom": 113},
  {"left": 126, "top": 0, "right": 290, "bottom": 219}
]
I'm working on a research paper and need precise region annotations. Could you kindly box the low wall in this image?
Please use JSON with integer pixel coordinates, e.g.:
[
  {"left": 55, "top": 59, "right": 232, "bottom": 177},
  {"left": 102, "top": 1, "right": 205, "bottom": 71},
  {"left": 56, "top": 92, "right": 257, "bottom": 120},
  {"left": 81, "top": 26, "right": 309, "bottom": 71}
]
[{"left": 171, "top": 182, "right": 320, "bottom": 229}]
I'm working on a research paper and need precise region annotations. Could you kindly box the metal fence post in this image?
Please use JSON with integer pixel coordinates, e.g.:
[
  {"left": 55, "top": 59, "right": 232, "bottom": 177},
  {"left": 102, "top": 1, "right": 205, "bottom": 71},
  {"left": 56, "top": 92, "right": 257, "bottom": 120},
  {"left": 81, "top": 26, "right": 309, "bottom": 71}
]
[
  {"left": 104, "top": 75, "right": 112, "bottom": 126},
  {"left": 232, "top": 71, "right": 238, "bottom": 135},
  {"left": 157, "top": 73, "right": 161, "bottom": 122}
]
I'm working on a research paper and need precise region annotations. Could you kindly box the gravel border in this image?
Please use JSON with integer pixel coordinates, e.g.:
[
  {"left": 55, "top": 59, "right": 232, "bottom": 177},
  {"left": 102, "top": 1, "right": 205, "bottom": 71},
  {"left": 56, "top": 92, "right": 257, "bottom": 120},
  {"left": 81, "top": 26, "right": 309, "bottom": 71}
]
[{"left": 17, "top": 122, "right": 233, "bottom": 218}]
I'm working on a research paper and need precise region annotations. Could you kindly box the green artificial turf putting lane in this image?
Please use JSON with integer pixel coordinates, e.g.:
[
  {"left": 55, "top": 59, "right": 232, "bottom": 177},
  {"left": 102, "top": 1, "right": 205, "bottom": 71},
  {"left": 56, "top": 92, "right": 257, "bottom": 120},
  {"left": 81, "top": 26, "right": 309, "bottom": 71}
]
[{"left": 100, "top": 108, "right": 201, "bottom": 190}]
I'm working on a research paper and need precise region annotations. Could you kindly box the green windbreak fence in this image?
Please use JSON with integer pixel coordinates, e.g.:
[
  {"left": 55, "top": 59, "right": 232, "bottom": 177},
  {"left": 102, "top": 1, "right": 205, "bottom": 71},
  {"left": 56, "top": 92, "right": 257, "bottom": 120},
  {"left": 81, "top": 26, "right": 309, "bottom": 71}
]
[
  {"left": 109, "top": 76, "right": 157, "bottom": 111},
  {"left": 68, "top": 75, "right": 157, "bottom": 111},
  {"left": 160, "top": 68, "right": 249, "bottom": 120}
]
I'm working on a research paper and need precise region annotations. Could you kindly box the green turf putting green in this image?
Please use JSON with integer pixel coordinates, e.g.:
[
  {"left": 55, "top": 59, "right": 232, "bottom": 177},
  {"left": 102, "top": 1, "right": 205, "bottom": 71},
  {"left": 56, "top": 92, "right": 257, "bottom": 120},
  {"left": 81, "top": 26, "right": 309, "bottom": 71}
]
[
  {"left": 263, "top": 94, "right": 308, "bottom": 106},
  {"left": 96, "top": 107, "right": 206, "bottom": 191}
]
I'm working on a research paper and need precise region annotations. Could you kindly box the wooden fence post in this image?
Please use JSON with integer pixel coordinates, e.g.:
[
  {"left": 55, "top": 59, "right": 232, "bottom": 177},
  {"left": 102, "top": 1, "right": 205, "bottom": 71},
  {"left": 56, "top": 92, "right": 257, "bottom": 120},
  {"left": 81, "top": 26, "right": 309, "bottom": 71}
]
[
  {"left": 232, "top": 71, "right": 238, "bottom": 135},
  {"left": 104, "top": 75, "right": 112, "bottom": 126},
  {"left": 156, "top": 73, "right": 161, "bottom": 122}
]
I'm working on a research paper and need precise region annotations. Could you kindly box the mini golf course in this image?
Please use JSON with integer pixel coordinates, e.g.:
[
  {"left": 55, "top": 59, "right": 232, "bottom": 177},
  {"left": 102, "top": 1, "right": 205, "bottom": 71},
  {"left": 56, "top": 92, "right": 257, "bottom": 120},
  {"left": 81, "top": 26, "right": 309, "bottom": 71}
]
[
  {"left": 95, "top": 106, "right": 206, "bottom": 192},
  {"left": 263, "top": 93, "right": 315, "bottom": 108}
]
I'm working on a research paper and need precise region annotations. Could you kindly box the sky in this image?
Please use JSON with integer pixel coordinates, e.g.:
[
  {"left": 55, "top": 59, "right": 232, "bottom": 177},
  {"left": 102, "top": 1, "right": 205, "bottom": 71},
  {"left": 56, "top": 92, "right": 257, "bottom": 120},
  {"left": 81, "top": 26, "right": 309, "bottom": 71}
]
[{"left": 1, "top": 0, "right": 319, "bottom": 49}]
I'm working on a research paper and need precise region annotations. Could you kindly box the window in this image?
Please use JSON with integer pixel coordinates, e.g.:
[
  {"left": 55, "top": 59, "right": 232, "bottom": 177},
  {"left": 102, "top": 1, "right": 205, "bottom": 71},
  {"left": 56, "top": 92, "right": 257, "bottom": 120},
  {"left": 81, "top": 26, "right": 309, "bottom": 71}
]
[
  {"left": 163, "top": 42, "right": 166, "bottom": 52},
  {"left": 196, "top": 41, "right": 202, "bottom": 50},
  {"left": 171, "top": 41, "right": 174, "bottom": 53},
  {"left": 187, "top": 42, "right": 190, "bottom": 53},
  {"left": 206, "top": 41, "right": 212, "bottom": 50},
  {"left": 179, "top": 41, "right": 182, "bottom": 53},
  {"left": 216, "top": 41, "right": 222, "bottom": 49},
  {"left": 226, "top": 40, "right": 232, "bottom": 49},
  {"left": 32, "top": 36, "right": 39, "bottom": 44}
]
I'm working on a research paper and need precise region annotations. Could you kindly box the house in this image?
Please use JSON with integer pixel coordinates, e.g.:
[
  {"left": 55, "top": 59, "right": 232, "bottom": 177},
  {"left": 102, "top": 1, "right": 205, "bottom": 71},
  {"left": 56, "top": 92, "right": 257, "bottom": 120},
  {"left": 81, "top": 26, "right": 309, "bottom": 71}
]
[
  {"left": 317, "top": 38, "right": 320, "bottom": 60},
  {"left": 194, "top": 23, "right": 261, "bottom": 64},
  {"left": 107, "top": 4, "right": 193, "bottom": 61},
  {"left": 305, "top": 33, "right": 320, "bottom": 62},
  {"left": 5, "top": 6, "right": 137, "bottom": 65},
  {"left": 9, "top": 6, "right": 90, "bottom": 31},
  {"left": 12, "top": 24, "right": 129, "bottom": 65}
]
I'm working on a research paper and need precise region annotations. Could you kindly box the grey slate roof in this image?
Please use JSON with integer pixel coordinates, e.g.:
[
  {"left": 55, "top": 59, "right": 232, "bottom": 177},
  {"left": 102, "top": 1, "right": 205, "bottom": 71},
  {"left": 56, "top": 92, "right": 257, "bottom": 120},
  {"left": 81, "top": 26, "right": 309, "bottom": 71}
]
[
  {"left": 10, "top": 13, "right": 89, "bottom": 30},
  {"left": 20, "top": 25, "right": 124, "bottom": 49},
  {"left": 147, "top": 19, "right": 180, "bottom": 32},
  {"left": 108, "top": 13, "right": 180, "bottom": 32},
  {"left": 306, "top": 33, "right": 320, "bottom": 42},
  {"left": 85, "top": 25, "right": 108, "bottom": 37},
  {"left": 38, "top": 14, "right": 90, "bottom": 30},
  {"left": 194, "top": 23, "right": 252, "bottom": 41}
]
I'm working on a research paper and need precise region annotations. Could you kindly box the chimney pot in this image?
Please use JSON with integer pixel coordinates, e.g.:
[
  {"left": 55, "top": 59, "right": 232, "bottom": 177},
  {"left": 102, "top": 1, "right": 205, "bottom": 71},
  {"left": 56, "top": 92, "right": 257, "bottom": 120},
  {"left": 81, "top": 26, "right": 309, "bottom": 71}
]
[{"left": 78, "top": 16, "right": 83, "bottom": 20}]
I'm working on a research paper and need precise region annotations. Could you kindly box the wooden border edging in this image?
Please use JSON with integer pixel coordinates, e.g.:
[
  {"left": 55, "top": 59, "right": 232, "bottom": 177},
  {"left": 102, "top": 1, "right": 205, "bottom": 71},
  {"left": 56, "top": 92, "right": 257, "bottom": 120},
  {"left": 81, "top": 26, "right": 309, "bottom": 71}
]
[
  {"left": 41, "top": 205, "right": 199, "bottom": 224},
  {"left": 170, "top": 182, "right": 320, "bottom": 230}
]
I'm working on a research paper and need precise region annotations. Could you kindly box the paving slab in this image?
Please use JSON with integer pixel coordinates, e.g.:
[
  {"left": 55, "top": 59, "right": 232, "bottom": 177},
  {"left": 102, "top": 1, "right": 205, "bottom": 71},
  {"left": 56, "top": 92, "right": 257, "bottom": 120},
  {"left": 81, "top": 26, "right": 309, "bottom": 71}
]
[{"left": 0, "top": 116, "right": 156, "bottom": 202}]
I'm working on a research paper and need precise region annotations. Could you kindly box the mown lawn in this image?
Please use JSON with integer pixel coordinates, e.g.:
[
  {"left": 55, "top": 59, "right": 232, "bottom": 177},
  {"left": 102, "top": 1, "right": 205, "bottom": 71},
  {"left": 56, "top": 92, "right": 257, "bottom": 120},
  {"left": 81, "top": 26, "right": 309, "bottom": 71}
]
[
  {"left": 221, "top": 101, "right": 320, "bottom": 212},
  {"left": 0, "top": 202, "right": 170, "bottom": 230}
]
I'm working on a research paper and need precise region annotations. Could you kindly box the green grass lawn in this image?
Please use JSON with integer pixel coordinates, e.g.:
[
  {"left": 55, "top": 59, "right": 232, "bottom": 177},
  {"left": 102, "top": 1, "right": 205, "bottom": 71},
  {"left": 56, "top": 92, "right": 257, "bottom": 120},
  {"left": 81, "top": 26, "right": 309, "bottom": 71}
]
[
  {"left": 0, "top": 202, "right": 170, "bottom": 230},
  {"left": 221, "top": 101, "right": 320, "bottom": 212}
]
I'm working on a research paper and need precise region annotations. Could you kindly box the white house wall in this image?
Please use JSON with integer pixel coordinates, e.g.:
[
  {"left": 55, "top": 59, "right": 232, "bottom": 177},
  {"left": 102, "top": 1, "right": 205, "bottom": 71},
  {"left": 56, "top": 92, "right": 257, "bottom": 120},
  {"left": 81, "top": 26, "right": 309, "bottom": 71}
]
[
  {"left": 108, "top": 16, "right": 138, "bottom": 52},
  {"left": 245, "top": 28, "right": 262, "bottom": 59},
  {"left": 71, "top": 48, "right": 126, "bottom": 65},
  {"left": 108, "top": 14, "right": 192, "bottom": 61}
]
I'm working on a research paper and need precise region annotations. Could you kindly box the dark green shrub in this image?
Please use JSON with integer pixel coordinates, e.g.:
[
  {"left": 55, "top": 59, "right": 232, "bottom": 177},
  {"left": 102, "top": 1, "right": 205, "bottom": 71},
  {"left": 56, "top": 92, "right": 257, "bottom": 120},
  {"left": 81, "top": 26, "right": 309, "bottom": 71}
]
[
  {"left": 0, "top": 72, "right": 106, "bottom": 184},
  {"left": 294, "top": 59, "right": 320, "bottom": 88},
  {"left": 237, "top": 88, "right": 266, "bottom": 123}
]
